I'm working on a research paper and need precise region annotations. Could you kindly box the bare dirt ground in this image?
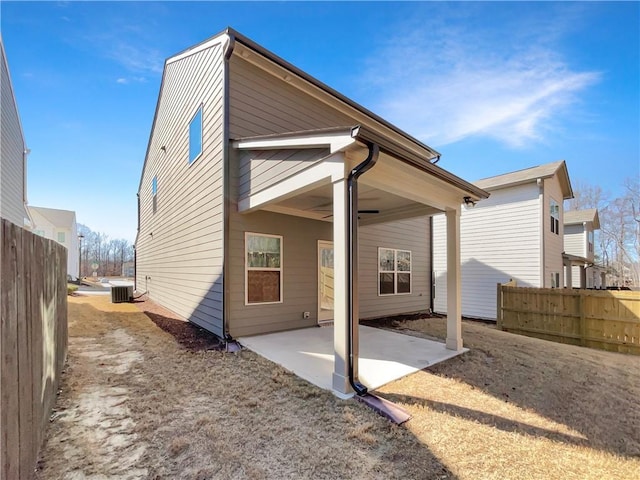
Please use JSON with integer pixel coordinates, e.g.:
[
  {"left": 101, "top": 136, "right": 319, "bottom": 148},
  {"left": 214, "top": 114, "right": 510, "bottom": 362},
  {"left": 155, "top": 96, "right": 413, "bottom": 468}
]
[{"left": 36, "top": 296, "right": 639, "bottom": 479}]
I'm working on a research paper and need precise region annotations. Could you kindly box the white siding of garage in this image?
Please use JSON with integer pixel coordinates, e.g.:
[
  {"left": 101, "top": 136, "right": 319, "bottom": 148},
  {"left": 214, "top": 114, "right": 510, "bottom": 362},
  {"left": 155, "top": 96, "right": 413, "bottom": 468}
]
[{"left": 433, "top": 183, "right": 541, "bottom": 319}]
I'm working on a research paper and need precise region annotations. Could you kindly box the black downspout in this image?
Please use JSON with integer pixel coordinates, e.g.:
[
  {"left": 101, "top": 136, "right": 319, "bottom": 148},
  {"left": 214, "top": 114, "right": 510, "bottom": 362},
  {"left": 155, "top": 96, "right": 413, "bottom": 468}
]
[
  {"left": 347, "top": 142, "right": 379, "bottom": 396},
  {"left": 429, "top": 216, "right": 434, "bottom": 313}
]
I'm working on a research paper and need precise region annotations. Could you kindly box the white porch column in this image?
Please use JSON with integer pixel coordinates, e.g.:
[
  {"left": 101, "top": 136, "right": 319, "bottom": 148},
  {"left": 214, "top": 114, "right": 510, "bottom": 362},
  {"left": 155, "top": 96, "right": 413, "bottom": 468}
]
[
  {"left": 565, "top": 261, "right": 573, "bottom": 288},
  {"left": 332, "top": 176, "right": 353, "bottom": 397},
  {"left": 446, "top": 207, "right": 463, "bottom": 351}
]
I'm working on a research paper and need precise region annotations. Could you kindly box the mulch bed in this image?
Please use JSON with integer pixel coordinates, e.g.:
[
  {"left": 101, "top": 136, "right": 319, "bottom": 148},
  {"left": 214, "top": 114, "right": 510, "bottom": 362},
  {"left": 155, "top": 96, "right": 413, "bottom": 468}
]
[{"left": 133, "top": 295, "right": 225, "bottom": 352}]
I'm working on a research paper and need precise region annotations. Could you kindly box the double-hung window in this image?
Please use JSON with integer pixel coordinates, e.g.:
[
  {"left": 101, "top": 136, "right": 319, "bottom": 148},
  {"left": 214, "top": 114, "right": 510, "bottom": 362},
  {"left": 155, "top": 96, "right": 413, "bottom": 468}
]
[
  {"left": 246, "top": 233, "right": 282, "bottom": 304},
  {"left": 378, "top": 248, "right": 412, "bottom": 295},
  {"left": 189, "top": 105, "right": 203, "bottom": 164},
  {"left": 57, "top": 232, "right": 65, "bottom": 243},
  {"left": 550, "top": 198, "right": 560, "bottom": 234},
  {"left": 588, "top": 231, "right": 594, "bottom": 253}
]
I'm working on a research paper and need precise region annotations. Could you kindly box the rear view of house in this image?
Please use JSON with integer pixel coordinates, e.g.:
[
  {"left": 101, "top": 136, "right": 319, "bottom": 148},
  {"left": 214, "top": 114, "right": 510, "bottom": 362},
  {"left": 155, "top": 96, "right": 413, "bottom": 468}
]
[
  {"left": 563, "top": 208, "right": 603, "bottom": 288},
  {"left": 433, "top": 161, "right": 574, "bottom": 320},
  {"left": 135, "top": 28, "right": 488, "bottom": 396},
  {"left": 0, "top": 36, "right": 30, "bottom": 228}
]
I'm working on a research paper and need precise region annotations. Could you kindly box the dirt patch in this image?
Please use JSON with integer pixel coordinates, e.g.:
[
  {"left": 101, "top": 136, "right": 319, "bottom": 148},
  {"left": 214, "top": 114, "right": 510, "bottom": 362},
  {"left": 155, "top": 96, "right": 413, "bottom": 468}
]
[
  {"left": 37, "top": 298, "right": 640, "bottom": 479},
  {"left": 133, "top": 295, "right": 224, "bottom": 351}
]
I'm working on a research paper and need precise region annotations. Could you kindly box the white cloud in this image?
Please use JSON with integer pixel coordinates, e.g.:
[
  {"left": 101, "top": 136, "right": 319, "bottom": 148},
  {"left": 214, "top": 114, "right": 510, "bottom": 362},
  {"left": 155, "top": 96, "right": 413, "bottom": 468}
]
[
  {"left": 115, "top": 76, "right": 147, "bottom": 85},
  {"left": 360, "top": 12, "right": 600, "bottom": 148}
]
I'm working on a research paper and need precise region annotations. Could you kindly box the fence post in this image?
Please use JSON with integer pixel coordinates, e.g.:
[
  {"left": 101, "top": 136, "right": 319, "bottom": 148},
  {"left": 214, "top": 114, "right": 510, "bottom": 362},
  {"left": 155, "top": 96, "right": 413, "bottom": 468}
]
[
  {"left": 496, "top": 283, "right": 503, "bottom": 329},
  {"left": 579, "top": 290, "right": 586, "bottom": 346}
]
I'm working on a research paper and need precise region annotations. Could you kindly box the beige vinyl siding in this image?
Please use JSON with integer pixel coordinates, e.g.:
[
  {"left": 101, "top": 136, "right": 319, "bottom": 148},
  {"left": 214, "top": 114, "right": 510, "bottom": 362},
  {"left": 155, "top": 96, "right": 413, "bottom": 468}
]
[
  {"left": 238, "top": 148, "right": 328, "bottom": 200},
  {"left": 564, "top": 224, "right": 585, "bottom": 257},
  {"left": 0, "top": 42, "right": 27, "bottom": 226},
  {"left": 433, "top": 183, "right": 541, "bottom": 319},
  {"left": 543, "top": 176, "right": 565, "bottom": 287},
  {"left": 564, "top": 224, "right": 586, "bottom": 287},
  {"left": 227, "top": 209, "right": 332, "bottom": 337},
  {"left": 358, "top": 217, "right": 430, "bottom": 319},
  {"left": 136, "top": 42, "right": 226, "bottom": 337},
  {"left": 229, "top": 56, "right": 353, "bottom": 139}
]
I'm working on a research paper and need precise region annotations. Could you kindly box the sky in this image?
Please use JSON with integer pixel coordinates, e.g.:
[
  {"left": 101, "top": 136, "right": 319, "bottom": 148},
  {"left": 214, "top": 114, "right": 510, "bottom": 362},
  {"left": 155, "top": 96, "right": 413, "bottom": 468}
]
[{"left": 1, "top": 1, "right": 638, "bottom": 243}]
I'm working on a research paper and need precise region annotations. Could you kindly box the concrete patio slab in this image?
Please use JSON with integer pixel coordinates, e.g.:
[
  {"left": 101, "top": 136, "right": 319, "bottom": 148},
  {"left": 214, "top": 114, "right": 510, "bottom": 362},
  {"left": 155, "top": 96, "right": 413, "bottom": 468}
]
[{"left": 238, "top": 325, "right": 468, "bottom": 394}]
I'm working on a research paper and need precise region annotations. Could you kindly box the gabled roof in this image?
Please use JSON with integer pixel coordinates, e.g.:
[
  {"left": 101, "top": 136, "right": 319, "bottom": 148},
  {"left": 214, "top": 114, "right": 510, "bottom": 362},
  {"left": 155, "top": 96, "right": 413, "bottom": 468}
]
[
  {"left": 29, "top": 206, "right": 76, "bottom": 229},
  {"left": 474, "top": 160, "right": 573, "bottom": 200},
  {"left": 564, "top": 208, "right": 600, "bottom": 229},
  {"left": 233, "top": 125, "right": 489, "bottom": 200}
]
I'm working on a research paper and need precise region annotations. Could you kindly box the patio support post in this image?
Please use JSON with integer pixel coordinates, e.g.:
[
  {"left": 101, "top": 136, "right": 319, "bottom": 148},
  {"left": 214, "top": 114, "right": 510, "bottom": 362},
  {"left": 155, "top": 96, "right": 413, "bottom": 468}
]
[
  {"left": 564, "top": 259, "right": 573, "bottom": 288},
  {"left": 445, "top": 206, "right": 463, "bottom": 351},
  {"left": 332, "top": 175, "right": 353, "bottom": 397}
]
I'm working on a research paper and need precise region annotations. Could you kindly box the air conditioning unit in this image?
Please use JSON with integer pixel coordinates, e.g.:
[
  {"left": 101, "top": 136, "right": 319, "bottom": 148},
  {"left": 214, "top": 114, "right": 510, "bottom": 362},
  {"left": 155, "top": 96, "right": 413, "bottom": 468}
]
[{"left": 111, "top": 285, "right": 133, "bottom": 303}]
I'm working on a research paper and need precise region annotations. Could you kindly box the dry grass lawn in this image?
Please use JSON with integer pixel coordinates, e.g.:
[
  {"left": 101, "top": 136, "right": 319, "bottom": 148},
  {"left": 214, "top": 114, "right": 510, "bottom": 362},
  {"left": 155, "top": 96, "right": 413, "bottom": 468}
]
[{"left": 36, "top": 296, "right": 639, "bottom": 479}]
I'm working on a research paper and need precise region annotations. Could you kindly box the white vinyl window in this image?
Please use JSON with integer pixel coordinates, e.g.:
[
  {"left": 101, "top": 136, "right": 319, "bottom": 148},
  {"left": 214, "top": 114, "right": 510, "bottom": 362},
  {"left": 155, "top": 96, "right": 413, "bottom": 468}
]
[
  {"left": 378, "top": 248, "right": 412, "bottom": 295},
  {"left": 588, "top": 231, "right": 594, "bottom": 253},
  {"left": 57, "top": 231, "right": 65, "bottom": 243},
  {"left": 551, "top": 272, "right": 560, "bottom": 288},
  {"left": 550, "top": 198, "right": 560, "bottom": 235},
  {"left": 245, "top": 233, "right": 283, "bottom": 304},
  {"left": 189, "top": 105, "right": 203, "bottom": 164}
]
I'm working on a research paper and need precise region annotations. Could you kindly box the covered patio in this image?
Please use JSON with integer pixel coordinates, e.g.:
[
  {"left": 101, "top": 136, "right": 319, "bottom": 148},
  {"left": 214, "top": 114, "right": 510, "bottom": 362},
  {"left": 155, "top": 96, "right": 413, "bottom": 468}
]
[
  {"left": 233, "top": 125, "right": 487, "bottom": 397},
  {"left": 239, "top": 325, "right": 467, "bottom": 393}
]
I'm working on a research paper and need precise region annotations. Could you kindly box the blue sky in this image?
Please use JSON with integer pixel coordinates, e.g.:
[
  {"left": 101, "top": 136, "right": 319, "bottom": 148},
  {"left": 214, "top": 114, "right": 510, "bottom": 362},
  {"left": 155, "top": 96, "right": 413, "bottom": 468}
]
[{"left": 2, "top": 1, "right": 638, "bottom": 243}]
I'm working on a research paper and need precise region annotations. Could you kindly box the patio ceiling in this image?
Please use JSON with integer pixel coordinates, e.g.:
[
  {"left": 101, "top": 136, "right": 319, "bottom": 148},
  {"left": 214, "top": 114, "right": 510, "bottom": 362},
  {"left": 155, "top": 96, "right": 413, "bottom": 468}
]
[{"left": 265, "top": 181, "right": 440, "bottom": 226}]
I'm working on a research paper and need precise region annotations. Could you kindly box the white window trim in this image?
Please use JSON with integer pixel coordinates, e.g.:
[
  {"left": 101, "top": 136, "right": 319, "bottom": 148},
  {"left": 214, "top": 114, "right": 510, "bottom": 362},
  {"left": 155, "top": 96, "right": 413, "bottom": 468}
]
[
  {"left": 378, "top": 247, "right": 412, "bottom": 296},
  {"left": 188, "top": 104, "right": 203, "bottom": 165},
  {"left": 550, "top": 198, "right": 560, "bottom": 235},
  {"left": 245, "top": 232, "right": 283, "bottom": 305}
]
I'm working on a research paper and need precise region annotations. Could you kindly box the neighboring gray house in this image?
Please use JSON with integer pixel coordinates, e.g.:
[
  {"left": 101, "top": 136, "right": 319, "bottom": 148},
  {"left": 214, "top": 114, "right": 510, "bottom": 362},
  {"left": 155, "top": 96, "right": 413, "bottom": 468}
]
[
  {"left": 135, "top": 28, "right": 488, "bottom": 396},
  {"left": 433, "top": 161, "right": 574, "bottom": 320},
  {"left": 0, "top": 36, "right": 31, "bottom": 227},
  {"left": 563, "top": 208, "right": 603, "bottom": 289},
  {"left": 29, "top": 206, "right": 79, "bottom": 279}
]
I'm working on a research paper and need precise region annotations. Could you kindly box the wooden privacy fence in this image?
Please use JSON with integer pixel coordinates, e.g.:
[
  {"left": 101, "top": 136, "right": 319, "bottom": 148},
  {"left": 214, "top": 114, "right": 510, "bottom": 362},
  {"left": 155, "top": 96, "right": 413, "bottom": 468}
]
[
  {"left": 1, "top": 218, "right": 68, "bottom": 480},
  {"left": 497, "top": 284, "right": 640, "bottom": 355}
]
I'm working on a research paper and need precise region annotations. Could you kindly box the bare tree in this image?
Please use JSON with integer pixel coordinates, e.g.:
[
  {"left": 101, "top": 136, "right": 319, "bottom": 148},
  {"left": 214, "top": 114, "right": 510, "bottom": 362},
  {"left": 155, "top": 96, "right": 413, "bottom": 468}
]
[
  {"left": 77, "top": 224, "right": 134, "bottom": 277},
  {"left": 566, "top": 177, "right": 639, "bottom": 287}
]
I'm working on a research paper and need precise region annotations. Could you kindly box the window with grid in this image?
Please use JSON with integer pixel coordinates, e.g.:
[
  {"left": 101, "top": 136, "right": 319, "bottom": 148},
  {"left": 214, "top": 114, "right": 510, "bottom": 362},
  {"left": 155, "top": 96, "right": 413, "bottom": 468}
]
[
  {"left": 378, "top": 248, "right": 412, "bottom": 295},
  {"left": 246, "top": 233, "right": 282, "bottom": 304},
  {"left": 550, "top": 198, "right": 560, "bottom": 234}
]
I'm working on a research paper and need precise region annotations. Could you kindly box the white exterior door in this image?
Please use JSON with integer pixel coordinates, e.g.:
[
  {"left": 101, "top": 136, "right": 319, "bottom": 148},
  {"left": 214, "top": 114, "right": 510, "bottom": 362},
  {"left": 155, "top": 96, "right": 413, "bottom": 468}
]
[{"left": 318, "top": 241, "right": 334, "bottom": 324}]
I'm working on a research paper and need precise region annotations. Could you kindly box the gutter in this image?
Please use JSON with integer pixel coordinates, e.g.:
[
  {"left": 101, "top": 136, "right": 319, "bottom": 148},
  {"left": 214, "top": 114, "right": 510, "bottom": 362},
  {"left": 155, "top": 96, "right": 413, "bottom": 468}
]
[{"left": 347, "top": 142, "right": 379, "bottom": 396}]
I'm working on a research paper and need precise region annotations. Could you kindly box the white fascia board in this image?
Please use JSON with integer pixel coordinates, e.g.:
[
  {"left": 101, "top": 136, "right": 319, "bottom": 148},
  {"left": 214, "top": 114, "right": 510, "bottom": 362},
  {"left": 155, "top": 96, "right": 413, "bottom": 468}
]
[
  {"left": 233, "top": 133, "right": 356, "bottom": 154},
  {"left": 167, "top": 33, "right": 230, "bottom": 65},
  {"left": 238, "top": 159, "right": 344, "bottom": 213}
]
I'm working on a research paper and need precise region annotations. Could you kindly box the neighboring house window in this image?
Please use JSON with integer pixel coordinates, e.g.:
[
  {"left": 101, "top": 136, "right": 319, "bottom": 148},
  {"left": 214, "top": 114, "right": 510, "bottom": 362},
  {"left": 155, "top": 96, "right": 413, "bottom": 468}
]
[
  {"left": 588, "top": 231, "right": 594, "bottom": 253},
  {"left": 152, "top": 176, "right": 157, "bottom": 213},
  {"left": 378, "top": 248, "right": 412, "bottom": 295},
  {"left": 57, "top": 232, "right": 65, "bottom": 243},
  {"left": 551, "top": 272, "right": 560, "bottom": 288},
  {"left": 34, "top": 230, "right": 44, "bottom": 237},
  {"left": 246, "top": 233, "right": 282, "bottom": 304},
  {"left": 550, "top": 199, "right": 560, "bottom": 235},
  {"left": 189, "top": 105, "right": 203, "bottom": 164}
]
